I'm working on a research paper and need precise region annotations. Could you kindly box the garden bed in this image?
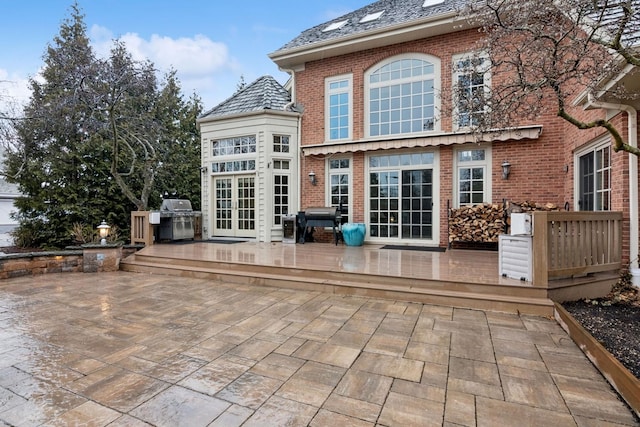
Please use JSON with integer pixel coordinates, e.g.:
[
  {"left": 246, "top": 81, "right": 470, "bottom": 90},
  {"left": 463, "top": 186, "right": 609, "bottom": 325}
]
[{"left": 560, "top": 277, "right": 640, "bottom": 417}]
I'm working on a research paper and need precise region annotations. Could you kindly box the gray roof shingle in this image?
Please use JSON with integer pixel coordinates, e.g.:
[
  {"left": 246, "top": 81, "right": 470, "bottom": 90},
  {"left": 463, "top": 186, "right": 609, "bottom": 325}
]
[
  {"left": 200, "top": 75, "right": 291, "bottom": 119},
  {"left": 273, "top": 0, "right": 467, "bottom": 53}
]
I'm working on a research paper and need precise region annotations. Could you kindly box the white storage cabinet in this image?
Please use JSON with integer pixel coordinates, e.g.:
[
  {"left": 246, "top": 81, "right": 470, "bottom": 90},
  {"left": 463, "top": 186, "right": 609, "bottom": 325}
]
[{"left": 498, "top": 234, "right": 533, "bottom": 281}]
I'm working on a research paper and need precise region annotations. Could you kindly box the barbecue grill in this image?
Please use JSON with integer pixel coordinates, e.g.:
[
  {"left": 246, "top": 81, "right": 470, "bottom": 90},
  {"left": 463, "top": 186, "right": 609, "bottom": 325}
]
[
  {"left": 158, "top": 198, "right": 198, "bottom": 241},
  {"left": 299, "top": 206, "right": 342, "bottom": 245}
]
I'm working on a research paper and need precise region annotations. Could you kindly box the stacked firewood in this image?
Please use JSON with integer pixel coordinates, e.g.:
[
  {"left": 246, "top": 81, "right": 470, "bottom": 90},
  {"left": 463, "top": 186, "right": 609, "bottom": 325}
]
[{"left": 448, "top": 201, "right": 559, "bottom": 243}]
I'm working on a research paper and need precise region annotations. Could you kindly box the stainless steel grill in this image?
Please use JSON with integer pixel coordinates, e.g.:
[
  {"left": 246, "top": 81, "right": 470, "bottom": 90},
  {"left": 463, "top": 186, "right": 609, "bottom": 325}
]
[
  {"left": 299, "top": 207, "right": 342, "bottom": 245},
  {"left": 158, "top": 198, "right": 197, "bottom": 241}
]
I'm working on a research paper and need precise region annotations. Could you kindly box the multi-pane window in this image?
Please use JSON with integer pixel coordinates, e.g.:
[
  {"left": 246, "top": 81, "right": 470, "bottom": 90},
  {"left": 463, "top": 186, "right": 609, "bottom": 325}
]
[
  {"left": 273, "top": 135, "right": 290, "bottom": 153},
  {"left": 456, "top": 148, "right": 489, "bottom": 206},
  {"left": 212, "top": 135, "right": 256, "bottom": 156},
  {"left": 578, "top": 143, "right": 611, "bottom": 211},
  {"left": 368, "top": 152, "right": 435, "bottom": 240},
  {"left": 367, "top": 55, "right": 439, "bottom": 137},
  {"left": 326, "top": 75, "right": 352, "bottom": 141},
  {"left": 328, "top": 158, "right": 350, "bottom": 222},
  {"left": 273, "top": 160, "right": 290, "bottom": 225},
  {"left": 453, "top": 54, "right": 490, "bottom": 129},
  {"left": 210, "top": 160, "right": 255, "bottom": 173}
]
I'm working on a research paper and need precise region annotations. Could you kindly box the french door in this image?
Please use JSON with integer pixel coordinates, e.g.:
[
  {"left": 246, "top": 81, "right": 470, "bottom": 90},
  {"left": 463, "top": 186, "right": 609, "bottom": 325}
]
[
  {"left": 368, "top": 151, "right": 436, "bottom": 243},
  {"left": 213, "top": 175, "right": 255, "bottom": 237}
]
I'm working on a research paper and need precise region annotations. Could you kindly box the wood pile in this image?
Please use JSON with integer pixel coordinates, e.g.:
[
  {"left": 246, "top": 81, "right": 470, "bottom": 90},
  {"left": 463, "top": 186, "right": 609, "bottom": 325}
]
[{"left": 448, "top": 201, "right": 560, "bottom": 244}]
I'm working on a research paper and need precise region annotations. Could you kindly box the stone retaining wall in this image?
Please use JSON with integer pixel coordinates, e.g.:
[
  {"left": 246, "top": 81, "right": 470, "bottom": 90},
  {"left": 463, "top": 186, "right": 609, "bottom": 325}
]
[{"left": 0, "top": 245, "right": 141, "bottom": 279}]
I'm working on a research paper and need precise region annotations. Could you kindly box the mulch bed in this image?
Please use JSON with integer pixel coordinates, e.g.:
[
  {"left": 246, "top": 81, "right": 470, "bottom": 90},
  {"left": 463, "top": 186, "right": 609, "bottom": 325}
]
[{"left": 562, "top": 276, "right": 640, "bottom": 379}]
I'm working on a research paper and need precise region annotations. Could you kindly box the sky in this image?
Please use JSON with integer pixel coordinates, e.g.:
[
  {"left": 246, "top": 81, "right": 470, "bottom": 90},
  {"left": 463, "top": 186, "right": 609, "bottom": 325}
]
[{"left": 0, "top": 1, "right": 371, "bottom": 112}]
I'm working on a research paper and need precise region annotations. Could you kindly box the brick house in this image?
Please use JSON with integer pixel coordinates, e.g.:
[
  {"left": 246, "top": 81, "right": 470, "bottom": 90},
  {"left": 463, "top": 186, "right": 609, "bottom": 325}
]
[
  {"left": 265, "top": 0, "right": 639, "bottom": 261},
  {"left": 199, "top": 0, "right": 638, "bottom": 266}
]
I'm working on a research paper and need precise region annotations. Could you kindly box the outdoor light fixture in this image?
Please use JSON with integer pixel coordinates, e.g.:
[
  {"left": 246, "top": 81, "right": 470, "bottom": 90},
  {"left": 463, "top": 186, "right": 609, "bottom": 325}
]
[
  {"left": 97, "top": 220, "right": 110, "bottom": 245},
  {"left": 309, "top": 171, "right": 317, "bottom": 186},
  {"left": 501, "top": 160, "right": 511, "bottom": 180}
]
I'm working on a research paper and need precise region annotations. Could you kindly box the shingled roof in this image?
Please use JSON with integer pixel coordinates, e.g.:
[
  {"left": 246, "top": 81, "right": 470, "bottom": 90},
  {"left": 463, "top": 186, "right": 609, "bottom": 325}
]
[
  {"left": 200, "top": 75, "right": 292, "bottom": 120},
  {"left": 273, "top": 0, "right": 467, "bottom": 53}
]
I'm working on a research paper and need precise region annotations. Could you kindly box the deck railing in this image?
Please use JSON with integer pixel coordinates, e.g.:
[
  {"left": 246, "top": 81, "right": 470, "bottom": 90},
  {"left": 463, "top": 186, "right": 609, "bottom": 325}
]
[
  {"left": 532, "top": 211, "right": 623, "bottom": 286},
  {"left": 131, "top": 211, "right": 154, "bottom": 246}
]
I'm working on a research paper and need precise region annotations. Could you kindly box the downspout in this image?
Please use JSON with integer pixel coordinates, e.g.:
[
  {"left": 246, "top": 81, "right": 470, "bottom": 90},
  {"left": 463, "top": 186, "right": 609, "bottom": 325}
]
[{"left": 587, "top": 94, "right": 638, "bottom": 268}]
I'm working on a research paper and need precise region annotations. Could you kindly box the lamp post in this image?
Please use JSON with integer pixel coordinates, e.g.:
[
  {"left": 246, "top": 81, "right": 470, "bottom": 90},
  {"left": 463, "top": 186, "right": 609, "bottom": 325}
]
[{"left": 97, "top": 220, "right": 110, "bottom": 245}]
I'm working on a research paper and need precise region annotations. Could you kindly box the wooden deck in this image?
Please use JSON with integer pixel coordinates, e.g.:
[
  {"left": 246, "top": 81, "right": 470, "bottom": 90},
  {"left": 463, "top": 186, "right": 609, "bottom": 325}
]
[
  {"left": 121, "top": 241, "right": 561, "bottom": 316},
  {"left": 121, "top": 240, "right": 620, "bottom": 316}
]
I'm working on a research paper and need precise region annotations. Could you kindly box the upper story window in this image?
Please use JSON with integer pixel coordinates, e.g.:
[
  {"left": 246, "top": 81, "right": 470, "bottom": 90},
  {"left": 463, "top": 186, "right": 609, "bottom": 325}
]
[
  {"left": 366, "top": 54, "right": 440, "bottom": 137},
  {"left": 273, "top": 135, "right": 290, "bottom": 153},
  {"left": 453, "top": 53, "right": 490, "bottom": 129},
  {"left": 326, "top": 74, "right": 352, "bottom": 141},
  {"left": 212, "top": 135, "right": 256, "bottom": 157}
]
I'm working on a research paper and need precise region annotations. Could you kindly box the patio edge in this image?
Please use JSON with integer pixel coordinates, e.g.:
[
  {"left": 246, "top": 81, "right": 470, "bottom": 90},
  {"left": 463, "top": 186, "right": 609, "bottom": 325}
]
[{"left": 554, "top": 302, "right": 640, "bottom": 418}]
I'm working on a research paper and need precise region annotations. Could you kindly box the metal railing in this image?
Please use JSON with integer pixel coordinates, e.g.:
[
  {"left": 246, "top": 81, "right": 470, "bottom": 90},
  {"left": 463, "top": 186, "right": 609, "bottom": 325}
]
[{"left": 532, "top": 211, "right": 623, "bottom": 286}]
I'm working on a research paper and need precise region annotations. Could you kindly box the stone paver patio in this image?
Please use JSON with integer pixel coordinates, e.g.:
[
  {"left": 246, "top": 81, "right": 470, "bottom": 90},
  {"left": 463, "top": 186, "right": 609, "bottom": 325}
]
[{"left": 0, "top": 271, "right": 637, "bottom": 426}]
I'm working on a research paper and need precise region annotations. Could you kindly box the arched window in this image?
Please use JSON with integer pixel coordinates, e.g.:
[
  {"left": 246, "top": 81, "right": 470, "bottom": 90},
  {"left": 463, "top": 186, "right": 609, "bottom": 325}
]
[{"left": 365, "top": 54, "right": 440, "bottom": 137}]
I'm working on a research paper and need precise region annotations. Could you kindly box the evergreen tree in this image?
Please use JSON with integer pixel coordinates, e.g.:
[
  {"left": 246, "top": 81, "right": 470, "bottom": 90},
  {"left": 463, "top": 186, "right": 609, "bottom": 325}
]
[
  {"left": 5, "top": 3, "right": 202, "bottom": 248},
  {"left": 151, "top": 70, "right": 203, "bottom": 210},
  {"left": 6, "top": 3, "right": 130, "bottom": 248}
]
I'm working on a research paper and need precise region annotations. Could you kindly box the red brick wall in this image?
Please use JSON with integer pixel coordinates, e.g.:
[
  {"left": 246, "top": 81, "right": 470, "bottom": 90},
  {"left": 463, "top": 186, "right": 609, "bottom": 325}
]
[{"left": 294, "top": 28, "right": 638, "bottom": 254}]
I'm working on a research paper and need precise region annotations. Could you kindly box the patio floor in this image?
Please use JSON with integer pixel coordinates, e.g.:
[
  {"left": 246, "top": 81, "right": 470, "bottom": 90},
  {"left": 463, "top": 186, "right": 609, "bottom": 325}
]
[{"left": 0, "top": 270, "right": 637, "bottom": 426}]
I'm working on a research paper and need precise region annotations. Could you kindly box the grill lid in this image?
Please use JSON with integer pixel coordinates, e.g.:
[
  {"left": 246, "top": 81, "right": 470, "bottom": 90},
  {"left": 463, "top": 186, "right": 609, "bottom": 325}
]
[
  {"left": 161, "top": 198, "right": 193, "bottom": 212},
  {"left": 304, "top": 206, "right": 338, "bottom": 220}
]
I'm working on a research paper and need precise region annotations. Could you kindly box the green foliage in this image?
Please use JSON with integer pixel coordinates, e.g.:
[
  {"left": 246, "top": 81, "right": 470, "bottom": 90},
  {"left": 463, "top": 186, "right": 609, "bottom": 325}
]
[{"left": 4, "top": 2, "right": 202, "bottom": 249}]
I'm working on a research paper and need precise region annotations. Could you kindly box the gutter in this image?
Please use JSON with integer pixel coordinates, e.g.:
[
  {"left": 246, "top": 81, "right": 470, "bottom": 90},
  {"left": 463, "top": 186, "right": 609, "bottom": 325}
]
[{"left": 587, "top": 94, "right": 639, "bottom": 268}]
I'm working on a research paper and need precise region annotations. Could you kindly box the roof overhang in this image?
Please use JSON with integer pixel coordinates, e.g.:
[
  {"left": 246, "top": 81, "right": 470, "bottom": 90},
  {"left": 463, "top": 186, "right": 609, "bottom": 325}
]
[
  {"left": 574, "top": 61, "right": 640, "bottom": 111},
  {"left": 197, "top": 108, "right": 301, "bottom": 128},
  {"left": 269, "top": 12, "right": 471, "bottom": 70},
  {"left": 301, "top": 126, "right": 543, "bottom": 156}
]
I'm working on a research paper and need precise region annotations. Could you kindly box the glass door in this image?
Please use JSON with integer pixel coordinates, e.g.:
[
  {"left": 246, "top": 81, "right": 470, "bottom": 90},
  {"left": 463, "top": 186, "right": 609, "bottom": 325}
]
[
  {"left": 213, "top": 175, "right": 255, "bottom": 237},
  {"left": 368, "top": 151, "right": 436, "bottom": 243}
]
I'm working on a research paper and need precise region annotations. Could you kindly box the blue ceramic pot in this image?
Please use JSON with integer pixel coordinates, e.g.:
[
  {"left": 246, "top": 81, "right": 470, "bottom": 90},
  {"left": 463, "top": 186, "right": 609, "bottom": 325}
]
[{"left": 343, "top": 223, "right": 365, "bottom": 246}]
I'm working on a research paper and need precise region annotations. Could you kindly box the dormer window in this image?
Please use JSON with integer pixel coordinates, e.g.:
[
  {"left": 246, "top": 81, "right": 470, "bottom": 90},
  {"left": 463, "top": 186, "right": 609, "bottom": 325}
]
[
  {"left": 360, "top": 11, "right": 384, "bottom": 23},
  {"left": 323, "top": 20, "right": 348, "bottom": 32},
  {"left": 422, "top": 0, "right": 444, "bottom": 7}
]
